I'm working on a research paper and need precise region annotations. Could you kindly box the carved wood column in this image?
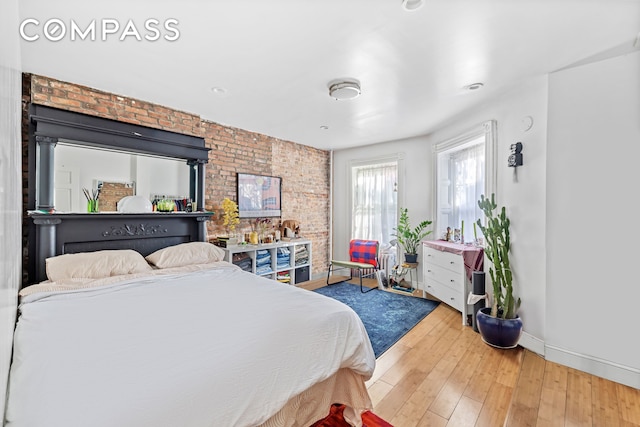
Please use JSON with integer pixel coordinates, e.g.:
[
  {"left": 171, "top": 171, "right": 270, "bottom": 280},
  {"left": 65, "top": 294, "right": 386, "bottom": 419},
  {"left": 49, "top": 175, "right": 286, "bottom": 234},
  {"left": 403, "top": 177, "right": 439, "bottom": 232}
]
[
  {"left": 187, "top": 159, "right": 207, "bottom": 212},
  {"left": 32, "top": 216, "right": 61, "bottom": 282},
  {"left": 36, "top": 135, "right": 58, "bottom": 210}
]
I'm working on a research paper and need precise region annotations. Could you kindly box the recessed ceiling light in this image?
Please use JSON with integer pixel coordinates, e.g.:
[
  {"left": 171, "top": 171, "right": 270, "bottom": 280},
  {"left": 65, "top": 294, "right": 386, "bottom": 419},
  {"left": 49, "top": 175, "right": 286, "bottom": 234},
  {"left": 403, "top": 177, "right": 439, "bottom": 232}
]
[
  {"left": 465, "top": 82, "right": 484, "bottom": 91},
  {"left": 211, "top": 87, "right": 227, "bottom": 95},
  {"left": 401, "top": 0, "right": 424, "bottom": 11},
  {"left": 320, "top": 125, "right": 329, "bottom": 130},
  {"left": 328, "top": 80, "right": 361, "bottom": 100}
]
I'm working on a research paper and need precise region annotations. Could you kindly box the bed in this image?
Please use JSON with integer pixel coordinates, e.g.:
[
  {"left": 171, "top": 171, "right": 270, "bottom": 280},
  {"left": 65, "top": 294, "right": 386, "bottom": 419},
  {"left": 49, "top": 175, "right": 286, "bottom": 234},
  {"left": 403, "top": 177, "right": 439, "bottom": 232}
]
[{"left": 5, "top": 242, "right": 376, "bottom": 427}]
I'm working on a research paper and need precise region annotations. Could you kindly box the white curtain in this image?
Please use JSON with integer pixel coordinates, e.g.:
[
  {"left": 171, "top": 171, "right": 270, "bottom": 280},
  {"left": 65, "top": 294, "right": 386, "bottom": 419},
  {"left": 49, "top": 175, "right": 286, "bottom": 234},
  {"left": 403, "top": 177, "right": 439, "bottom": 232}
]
[
  {"left": 352, "top": 162, "right": 397, "bottom": 246},
  {"left": 0, "top": 0, "right": 22, "bottom": 417},
  {"left": 451, "top": 143, "right": 485, "bottom": 240}
]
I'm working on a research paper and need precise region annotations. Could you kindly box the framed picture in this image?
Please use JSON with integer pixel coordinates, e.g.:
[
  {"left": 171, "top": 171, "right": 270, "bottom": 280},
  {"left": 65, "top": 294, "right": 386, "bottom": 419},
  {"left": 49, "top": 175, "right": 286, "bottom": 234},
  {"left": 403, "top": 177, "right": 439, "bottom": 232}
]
[{"left": 237, "top": 173, "right": 282, "bottom": 218}]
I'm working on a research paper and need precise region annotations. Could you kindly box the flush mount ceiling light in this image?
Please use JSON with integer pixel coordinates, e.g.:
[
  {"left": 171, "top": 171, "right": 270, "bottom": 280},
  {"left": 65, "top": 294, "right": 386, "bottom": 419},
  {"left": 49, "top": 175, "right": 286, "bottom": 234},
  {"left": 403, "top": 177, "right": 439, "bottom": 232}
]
[
  {"left": 328, "top": 80, "right": 361, "bottom": 100},
  {"left": 464, "top": 82, "right": 484, "bottom": 91},
  {"left": 210, "top": 86, "right": 228, "bottom": 97},
  {"left": 401, "top": 0, "right": 425, "bottom": 11}
]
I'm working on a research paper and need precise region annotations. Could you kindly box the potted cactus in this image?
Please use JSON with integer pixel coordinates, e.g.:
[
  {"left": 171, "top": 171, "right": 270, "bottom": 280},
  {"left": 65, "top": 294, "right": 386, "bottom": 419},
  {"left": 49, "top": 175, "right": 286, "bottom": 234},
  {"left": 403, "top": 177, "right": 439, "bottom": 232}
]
[
  {"left": 475, "top": 193, "right": 522, "bottom": 348},
  {"left": 392, "top": 208, "right": 432, "bottom": 263}
]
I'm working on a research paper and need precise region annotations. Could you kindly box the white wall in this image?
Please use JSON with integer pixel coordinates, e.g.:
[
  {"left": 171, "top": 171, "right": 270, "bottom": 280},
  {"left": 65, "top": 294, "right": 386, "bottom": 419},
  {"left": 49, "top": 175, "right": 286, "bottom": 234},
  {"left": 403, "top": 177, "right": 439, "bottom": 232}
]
[
  {"left": 136, "top": 155, "right": 190, "bottom": 200},
  {"left": 333, "top": 75, "right": 549, "bottom": 351},
  {"left": 334, "top": 53, "right": 640, "bottom": 387},
  {"left": 332, "top": 136, "right": 433, "bottom": 269},
  {"left": 56, "top": 145, "right": 134, "bottom": 211},
  {"left": 0, "top": 0, "right": 22, "bottom": 420},
  {"left": 428, "top": 77, "right": 549, "bottom": 347},
  {"left": 546, "top": 51, "right": 640, "bottom": 387}
]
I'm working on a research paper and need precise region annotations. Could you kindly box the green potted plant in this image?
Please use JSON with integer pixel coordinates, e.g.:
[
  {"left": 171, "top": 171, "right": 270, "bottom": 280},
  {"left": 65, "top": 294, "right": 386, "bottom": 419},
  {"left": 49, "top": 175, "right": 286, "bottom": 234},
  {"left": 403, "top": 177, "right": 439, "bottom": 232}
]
[
  {"left": 392, "top": 207, "right": 432, "bottom": 263},
  {"left": 475, "top": 193, "right": 522, "bottom": 348}
]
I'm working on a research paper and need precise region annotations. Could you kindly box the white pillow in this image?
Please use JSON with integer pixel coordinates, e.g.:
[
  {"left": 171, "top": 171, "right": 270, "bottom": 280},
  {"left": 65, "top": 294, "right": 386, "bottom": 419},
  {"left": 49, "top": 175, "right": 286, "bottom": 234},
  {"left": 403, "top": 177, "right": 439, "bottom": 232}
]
[
  {"left": 46, "top": 249, "right": 152, "bottom": 282},
  {"left": 145, "top": 242, "right": 226, "bottom": 268}
]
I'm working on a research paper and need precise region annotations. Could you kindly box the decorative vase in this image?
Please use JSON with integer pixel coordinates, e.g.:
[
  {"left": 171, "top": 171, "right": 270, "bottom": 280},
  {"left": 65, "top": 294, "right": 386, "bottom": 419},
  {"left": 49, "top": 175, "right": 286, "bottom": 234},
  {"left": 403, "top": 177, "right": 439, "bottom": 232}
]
[
  {"left": 404, "top": 253, "right": 418, "bottom": 263},
  {"left": 87, "top": 199, "right": 98, "bottom": 213},
  {"left": 476, "top": 307, "right": 523, "bottom": 349}
]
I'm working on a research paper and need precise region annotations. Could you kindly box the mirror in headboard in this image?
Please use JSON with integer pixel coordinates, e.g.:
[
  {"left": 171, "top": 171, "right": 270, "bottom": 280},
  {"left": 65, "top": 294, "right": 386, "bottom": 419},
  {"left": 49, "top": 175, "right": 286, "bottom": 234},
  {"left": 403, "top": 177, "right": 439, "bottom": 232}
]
[
  {"left": 26, "top": 104, "right": 212, "bottom": 285},
  {"left": 28, "top": 104, "right": 210, "bottom": 212},
  {"left": 55, "top": 143, "right": 190, "bottom": 212}
]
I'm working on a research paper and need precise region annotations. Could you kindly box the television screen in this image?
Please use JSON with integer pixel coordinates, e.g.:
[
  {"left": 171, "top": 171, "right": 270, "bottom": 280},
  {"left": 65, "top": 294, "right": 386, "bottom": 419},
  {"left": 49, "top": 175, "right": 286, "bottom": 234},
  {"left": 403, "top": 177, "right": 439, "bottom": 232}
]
[{"left": 237, "top": 173, "right": 282, "bottom": 218}]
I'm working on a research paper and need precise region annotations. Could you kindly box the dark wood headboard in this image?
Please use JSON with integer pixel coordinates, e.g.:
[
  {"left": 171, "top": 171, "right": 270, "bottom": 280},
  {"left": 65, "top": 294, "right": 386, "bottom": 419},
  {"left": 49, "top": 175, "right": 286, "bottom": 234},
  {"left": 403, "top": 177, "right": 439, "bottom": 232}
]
[
  {"left": 28, "top": 211, "right": 213, "bottom": 285},
  {"left": 25, "top": 104, "right": 213, "bottom": 285}
]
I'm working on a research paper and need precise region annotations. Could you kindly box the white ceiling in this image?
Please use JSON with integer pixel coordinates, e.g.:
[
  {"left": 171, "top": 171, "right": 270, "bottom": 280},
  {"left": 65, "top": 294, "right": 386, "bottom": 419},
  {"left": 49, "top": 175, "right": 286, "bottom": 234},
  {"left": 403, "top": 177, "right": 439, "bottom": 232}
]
[{"left": 18, "top": 0, "right": 640, "bottom": 150}]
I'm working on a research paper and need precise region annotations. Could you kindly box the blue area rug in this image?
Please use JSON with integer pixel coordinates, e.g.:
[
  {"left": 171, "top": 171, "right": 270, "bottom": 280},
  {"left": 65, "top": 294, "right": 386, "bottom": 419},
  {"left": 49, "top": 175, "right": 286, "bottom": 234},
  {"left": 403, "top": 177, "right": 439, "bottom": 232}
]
[{"left": 314, "top": 282, "right": 439, "bottom": 357}]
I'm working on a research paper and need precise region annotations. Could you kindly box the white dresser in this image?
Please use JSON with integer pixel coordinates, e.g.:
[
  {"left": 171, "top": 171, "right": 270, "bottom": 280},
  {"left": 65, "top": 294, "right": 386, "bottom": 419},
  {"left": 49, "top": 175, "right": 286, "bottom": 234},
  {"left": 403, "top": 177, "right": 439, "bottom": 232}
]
[{"left": 422, "top": 240, "right": 483, "bottom": 325}]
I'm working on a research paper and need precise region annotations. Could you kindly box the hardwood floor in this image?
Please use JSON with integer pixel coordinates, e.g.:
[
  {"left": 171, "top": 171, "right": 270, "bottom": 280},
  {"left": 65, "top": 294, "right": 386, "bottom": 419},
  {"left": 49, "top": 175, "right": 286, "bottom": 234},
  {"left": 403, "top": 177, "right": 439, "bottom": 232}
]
[{"left": 301, "top": 277, "right": 640, "bottom": 426}]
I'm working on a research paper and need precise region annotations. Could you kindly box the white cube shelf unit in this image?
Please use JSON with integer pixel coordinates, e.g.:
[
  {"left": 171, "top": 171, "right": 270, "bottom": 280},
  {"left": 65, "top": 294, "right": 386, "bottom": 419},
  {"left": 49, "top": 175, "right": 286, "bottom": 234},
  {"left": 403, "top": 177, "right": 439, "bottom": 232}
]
[{"left": 220, "top": 239, "right": 312, "bottom": 285}]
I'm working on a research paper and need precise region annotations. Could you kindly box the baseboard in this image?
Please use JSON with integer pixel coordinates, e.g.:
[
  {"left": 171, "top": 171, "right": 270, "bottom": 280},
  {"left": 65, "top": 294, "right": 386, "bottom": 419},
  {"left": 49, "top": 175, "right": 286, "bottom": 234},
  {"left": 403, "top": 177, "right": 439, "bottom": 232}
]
[
  {"left": 545, "top": 344, "right": 640, "bottom": 389},
  {"left": 518, "top": 332, "right": 545, "bottom": 356}
]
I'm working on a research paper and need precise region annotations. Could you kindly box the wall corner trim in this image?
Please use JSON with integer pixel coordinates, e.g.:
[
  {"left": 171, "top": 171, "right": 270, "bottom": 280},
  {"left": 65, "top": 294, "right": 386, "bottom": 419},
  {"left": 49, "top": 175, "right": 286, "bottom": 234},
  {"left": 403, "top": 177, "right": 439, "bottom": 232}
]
[{"left": 518, "top": 331, "right": 545, "bottom": 356}]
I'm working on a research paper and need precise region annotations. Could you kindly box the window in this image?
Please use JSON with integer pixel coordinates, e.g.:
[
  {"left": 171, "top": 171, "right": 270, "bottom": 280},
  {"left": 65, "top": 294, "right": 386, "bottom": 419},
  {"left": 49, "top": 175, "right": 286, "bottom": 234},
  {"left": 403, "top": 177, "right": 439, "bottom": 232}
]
[
  {"left": 434, "top": 121, "right": 496, "bottom": 242},
  {"left": 351, "top": 160, "right": 398, "bottom": 246}
]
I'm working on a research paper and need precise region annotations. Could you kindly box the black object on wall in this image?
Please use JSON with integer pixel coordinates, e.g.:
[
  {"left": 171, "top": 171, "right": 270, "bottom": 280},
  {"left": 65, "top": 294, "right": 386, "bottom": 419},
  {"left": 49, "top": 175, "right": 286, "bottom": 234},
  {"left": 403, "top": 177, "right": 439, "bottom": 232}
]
[{"left": 508, "top": 142, "right": 523, "bottom": 167}]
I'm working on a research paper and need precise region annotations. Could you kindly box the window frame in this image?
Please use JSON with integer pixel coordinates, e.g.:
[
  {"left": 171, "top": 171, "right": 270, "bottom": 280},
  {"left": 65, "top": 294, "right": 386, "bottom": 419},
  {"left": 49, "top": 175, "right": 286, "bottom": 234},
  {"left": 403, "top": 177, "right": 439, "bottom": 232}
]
[
  {"left": 432, "top": 120, "right": 497, "bottom": 239},
  {"left": 349, "top": 153, "right": 405, "bottom": 244}
]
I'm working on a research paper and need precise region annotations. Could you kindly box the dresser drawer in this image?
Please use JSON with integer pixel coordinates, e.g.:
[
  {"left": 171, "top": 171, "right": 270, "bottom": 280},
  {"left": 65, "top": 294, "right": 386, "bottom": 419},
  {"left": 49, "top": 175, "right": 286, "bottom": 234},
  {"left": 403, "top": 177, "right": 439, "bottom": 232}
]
[
  {"left": 423, "top": 262, "right": 465, "bottom": 292},
  {"left": 423, "top": 246, "right": 464, "bottom": 273},
  {"left": 423, "top": 280, "right": 464, "bottom": 312}
]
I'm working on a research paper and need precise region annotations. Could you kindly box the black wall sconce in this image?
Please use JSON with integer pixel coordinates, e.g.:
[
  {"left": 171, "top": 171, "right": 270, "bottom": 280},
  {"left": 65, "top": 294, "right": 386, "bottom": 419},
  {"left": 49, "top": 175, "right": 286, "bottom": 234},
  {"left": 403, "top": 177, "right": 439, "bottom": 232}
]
[{"left": 508, "top": 142, "right": 523, "bottom": 167}]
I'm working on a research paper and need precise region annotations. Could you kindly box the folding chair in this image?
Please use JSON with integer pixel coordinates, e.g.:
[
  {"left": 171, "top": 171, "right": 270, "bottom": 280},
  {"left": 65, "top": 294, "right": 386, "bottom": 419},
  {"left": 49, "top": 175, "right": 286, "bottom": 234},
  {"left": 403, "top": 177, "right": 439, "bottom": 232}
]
[{"left": 326, "top": 239, "right": 379, "bottom": 293}]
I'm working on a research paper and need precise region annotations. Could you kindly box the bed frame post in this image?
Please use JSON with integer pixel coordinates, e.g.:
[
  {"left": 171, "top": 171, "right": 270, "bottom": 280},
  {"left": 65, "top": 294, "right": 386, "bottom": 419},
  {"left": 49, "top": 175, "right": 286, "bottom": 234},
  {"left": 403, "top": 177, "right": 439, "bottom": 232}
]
[
  {"left": 196, "top": 215, "right": 209, "bottom": 241},
  {"left": 32, "top": 217, "right": 61, "bottom": 282}
]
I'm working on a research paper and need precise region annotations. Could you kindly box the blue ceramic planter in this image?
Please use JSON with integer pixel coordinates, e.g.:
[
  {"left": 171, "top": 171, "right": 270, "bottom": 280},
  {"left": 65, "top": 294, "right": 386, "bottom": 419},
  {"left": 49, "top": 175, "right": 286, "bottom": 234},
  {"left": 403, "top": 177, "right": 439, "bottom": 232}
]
[
  {"left": 476, "top": 307, "right": 522, "bottom": 349},
  {"left": 404, "top": 253, "right": 418, "bottom": 263}
]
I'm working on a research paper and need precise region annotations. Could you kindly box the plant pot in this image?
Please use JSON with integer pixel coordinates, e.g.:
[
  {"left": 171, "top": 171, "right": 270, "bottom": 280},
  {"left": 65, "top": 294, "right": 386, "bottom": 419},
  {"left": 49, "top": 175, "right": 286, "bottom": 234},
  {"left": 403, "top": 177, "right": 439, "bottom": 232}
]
[
  {"left": 404, "top": 253, "right": 418, "bottom": 263},
  {"left": 476, "top": 307, "right": 522, "bottom": 349}
]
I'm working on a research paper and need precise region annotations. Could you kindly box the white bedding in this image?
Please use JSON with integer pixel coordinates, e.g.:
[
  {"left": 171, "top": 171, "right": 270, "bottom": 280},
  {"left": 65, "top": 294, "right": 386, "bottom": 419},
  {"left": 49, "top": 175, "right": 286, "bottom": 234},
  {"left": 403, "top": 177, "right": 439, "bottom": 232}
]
[{"left": 5, "top": 263, "right": 375, "bottom": 427}]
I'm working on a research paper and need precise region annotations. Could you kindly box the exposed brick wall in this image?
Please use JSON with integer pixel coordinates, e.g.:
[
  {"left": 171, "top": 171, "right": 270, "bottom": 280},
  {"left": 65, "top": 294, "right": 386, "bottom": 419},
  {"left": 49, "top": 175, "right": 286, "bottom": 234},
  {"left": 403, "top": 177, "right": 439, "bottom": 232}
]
[
  {"left": 97, "top": 182, "right": 135, "bottom": 212},
  {"left": 29, "top": 74, "right": 204, "bottom": 137},
  {"left": 22, "top": 74, "right": 330, "bottom": 281},
  {"left": 272, "top": 140, "right": 330, "bottom": 274}
]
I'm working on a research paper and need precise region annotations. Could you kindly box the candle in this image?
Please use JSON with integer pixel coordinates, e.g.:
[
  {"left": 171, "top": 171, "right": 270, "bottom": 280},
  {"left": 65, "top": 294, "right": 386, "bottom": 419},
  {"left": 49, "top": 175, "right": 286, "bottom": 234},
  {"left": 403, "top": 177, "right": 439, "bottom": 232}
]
[{"left": 473, "top": 222, "right": 478, "bottom": 240}]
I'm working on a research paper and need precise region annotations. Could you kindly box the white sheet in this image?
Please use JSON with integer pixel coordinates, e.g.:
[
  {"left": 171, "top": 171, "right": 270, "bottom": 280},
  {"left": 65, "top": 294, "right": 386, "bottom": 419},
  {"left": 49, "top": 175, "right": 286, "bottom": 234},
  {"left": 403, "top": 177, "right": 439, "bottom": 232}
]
[{"left": 5, "top": 263, "right": 375, "bottom": 427}]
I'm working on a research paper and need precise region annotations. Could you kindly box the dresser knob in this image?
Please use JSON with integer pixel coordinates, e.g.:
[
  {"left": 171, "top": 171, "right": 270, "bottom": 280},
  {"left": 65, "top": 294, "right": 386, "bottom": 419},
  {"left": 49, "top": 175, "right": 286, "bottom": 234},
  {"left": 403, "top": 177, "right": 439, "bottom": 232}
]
[{"left": 450, "top": 261, "right": 454, "bottom": 264}]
